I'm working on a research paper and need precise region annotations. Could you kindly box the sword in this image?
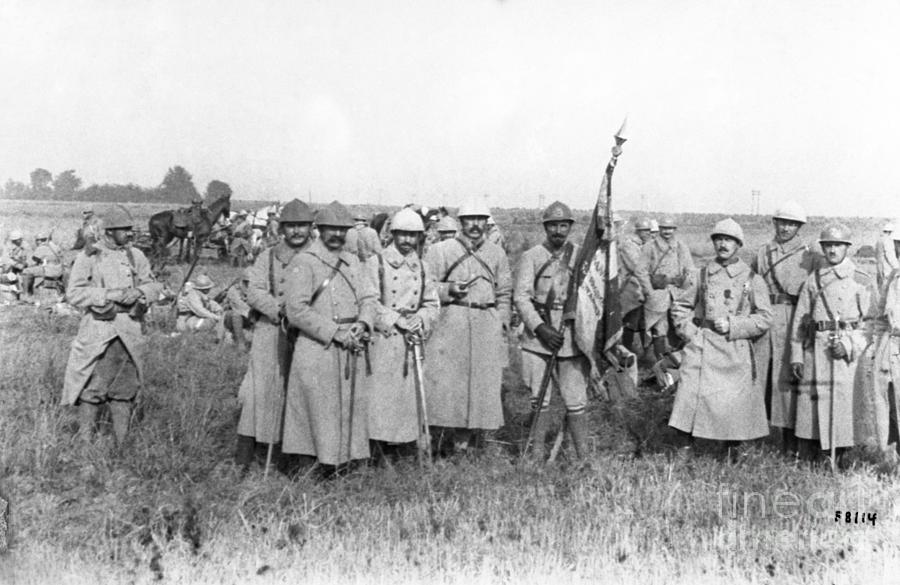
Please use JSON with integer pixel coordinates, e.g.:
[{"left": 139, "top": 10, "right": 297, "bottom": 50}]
[
  {"left": 408, "top": 333, "right": 432, "bottom": 467},
  {"left": 829, "top": 310, "right": 840, "bottom": 473}
]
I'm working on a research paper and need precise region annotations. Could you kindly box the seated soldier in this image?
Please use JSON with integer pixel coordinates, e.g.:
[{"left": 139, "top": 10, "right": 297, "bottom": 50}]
[
  {"left": 221, "top": 275, "right": 252, "bottom": 347},
  {"left": 1, "top": 230, "right": 29, "bottom": 298},
  {"left": 175, "top": 274, "right": 223, "bottom": 331},
  {"left": 23, "top": 231, "right": 66, "bottom": 302}
]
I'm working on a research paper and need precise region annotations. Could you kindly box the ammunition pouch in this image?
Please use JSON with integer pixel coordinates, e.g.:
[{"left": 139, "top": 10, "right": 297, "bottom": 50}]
[
  {"left": 89, "top": 302, "right": 118, "bottom": 321},
  {"left": 650, "top": 273, "right": 669, "bottom": 290}
]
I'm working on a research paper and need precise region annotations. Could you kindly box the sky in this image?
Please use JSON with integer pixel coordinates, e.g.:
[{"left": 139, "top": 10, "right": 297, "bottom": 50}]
[{"left": 2, "top": 0, "right": 900, "bottom": 217}]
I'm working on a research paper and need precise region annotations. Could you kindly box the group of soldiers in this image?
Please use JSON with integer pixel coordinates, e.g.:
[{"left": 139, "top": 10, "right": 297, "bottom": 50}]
[
  {"left": 0, "top": 228, "right": 67, "bottom": 304},
  {"left": 52, "top": 196, "right": 900, "bottom": 474},
  {"left": 618, "top": 203, "right": 900, "bottom": 466}
]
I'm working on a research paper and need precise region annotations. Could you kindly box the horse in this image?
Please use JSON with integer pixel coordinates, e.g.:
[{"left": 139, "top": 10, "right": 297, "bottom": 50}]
[{"left": 148, "top": 195, "right": 231, "bottom": 266}]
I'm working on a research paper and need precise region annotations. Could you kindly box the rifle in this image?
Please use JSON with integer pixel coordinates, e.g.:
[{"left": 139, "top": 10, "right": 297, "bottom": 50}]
[
  {"left": 408, "top": 333, "right": 433, "bottom": 467},
  {"left": 213, "top": 275, "right": 243, "bottom": 305},
  {"left": 828, "top": 310, "right": 841, "bottom": 473},
  {"left": 168, "top": 253, "right": 201, "bottom": 318}
]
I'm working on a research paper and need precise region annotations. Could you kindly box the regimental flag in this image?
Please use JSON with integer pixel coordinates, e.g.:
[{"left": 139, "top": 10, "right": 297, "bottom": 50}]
[{"left": 564, "top": 120, "right": 637, "bottom": 397}]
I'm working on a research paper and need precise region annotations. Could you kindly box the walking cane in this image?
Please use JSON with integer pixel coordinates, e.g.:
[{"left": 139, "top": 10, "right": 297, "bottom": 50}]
[
  {"left": 408, "top": 333, "right": 432, "bottom": 467},
  {"left": 345, "top": 347, "right": 360, "bottom": 471},
  {"left": 829, "top": 311, "right": 840, "bottom": 473}
]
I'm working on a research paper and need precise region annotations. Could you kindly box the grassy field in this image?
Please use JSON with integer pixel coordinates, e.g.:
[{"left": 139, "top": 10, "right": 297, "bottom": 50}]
[{"left": 1, "top": 201, "right": 898, "bottom": 584}]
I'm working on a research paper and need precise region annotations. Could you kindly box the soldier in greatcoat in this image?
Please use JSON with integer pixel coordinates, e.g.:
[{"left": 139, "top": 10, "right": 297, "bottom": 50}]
[
  {"left": 875, "top": 221, "right": 898, "bottom": 290},
  {"left": 435, "top": 216, "right": 458, "bottom": 242},
  {"left": 862, "top": 226, "right": 900, "bottom": 456},
  {"left": 618, "top": 217, "right": 653, "bottom": 354},
  {"left": 790, "top": 223, "right": 876, "bottom": 464},
  {"left": 669, "top": 219, "right": 773, "bottom": 449},
  {"left": 514, "top": 201, "right": 591, "bottom": 460},
  {"left": 366, "top": 208, "right": 440, "bottom": 458},
  {"left": 424, "top": 199, "right": 512, "bottom": 454},
  {"left": 640, "top": 215, "right": 694, "bottom": 362},
  {"left": 281, "top": 202, "right": 378, "bottom": 469},
  {"left": 345, "top": 212, "right": 383, "bottom": 261},
  {"left": 750, "top": 201, "right": 820, "bottom": 455},
  {"left": 61, "top": 205, "right": 162, "bottom": 446},
  {"left": 234, "top": 199, "right": 314, "bottom": 471}
]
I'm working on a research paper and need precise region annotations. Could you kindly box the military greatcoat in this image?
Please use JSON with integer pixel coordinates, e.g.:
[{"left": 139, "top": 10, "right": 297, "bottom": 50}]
[
  {"left": 790, "top": 258, "right": 874, "bottom": 450},
  {"left": 669, "top": 258, "right": 773, "bottom": 440},
  {"left": 366, "top": 245, "right": 440, "bottom": 443},
  {"left": 423, "top": 236, "right": 512, "bottom": 430},
  {"left": 857, "top": 268, "right": 900, "bottom": 449},
  {"left": 62, "top": 240, "right": 162, "bottom": 405},
  {"left": 282, "top": 239, "right": 378, "bottom": 465},
  {"left": 617, "top": 234, "right": 652, "bottom": 317},
  {"left": 236, "top": 242, "right": 304, "bottom": 443},
  {"left": 751, "top": 238, "right": 821, "bottom": 428}
]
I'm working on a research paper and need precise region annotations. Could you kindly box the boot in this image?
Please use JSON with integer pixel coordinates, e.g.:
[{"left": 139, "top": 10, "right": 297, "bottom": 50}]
[
  {"left": 78, "top": 402, "right": 100, "bottom": 440},
  {"left": 235, "top": 435, "right": 255, "bottom": 471},
  {"left": 108, "top": 400, "right": 132, "bottom": 447},
  {"left": 567, "top": 412, "right": 590, "bottom": 460},
  {"left": 781, "top": 428, "right": 798, "bottom": 457},
  {"left": 529, "top": 409, "right": 551, "bottom": 461}
]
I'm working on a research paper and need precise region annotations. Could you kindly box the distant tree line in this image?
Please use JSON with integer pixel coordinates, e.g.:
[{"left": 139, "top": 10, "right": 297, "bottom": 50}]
[{"left": 0, "top": 165, "right": 209, "bottom": 204}]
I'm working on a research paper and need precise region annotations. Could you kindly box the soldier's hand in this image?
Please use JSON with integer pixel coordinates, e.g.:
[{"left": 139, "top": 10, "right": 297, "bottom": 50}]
[
  {"left": 448, "top": 282, "right": 468, "bottom": 298},
  {"left": 535, "top": 323, "right": 564, "bottom": 351},
  {"left": 713, "top": 317, "right": 730, "bottom": 334},
  {"left": 333, "top": 328, "right": 355, "bottom": 349},
  {"left": 121, "top": 288, "right": 144, "bottom": 305},
  {"left": 105, "top": 288, "right": 126, "bottom": 303},
  {"left": 348, "top": 321, "right": 368, "bottom": 344},
  {"left": 791, "top": 363, "right": 804, "bottom": 381},
  {"left": 830, "top": 340, "right": 848, "bottom": 360},
  {"left": 397, "top": 314, "right": 423, "bottom": 333}
]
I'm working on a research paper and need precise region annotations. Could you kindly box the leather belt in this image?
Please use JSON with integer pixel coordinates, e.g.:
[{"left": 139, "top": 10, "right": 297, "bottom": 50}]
[
  {"left": 532, "top": 300, "right": 564, "bottom": 312},
  {"left": 769, "top": 293, "right": 798, "bottom": 305},
  {"left": 692, "top": 318, "right": 719, "bottom": 330},
  {"left": 333, "top": 316, "right": 358, "bottom": 324},
  {"left": 445, "top": 300, "right": 496, "bottom": 310},
  {"left": 814, "top": 320, "right": 858, "bottom": 331}
]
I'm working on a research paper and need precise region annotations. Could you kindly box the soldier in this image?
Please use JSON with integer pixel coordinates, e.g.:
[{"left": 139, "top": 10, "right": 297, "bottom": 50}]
[
  {"left": 229, "top": 210, "right": 254, "bottom": 267},
  {"left": 641, "top": 215, "right": 694, "bottom": 362},
  {"left": 235, "top": 199, "right": 314, "bottom": 472},
  {"left": 74, "top": 208, "right": 101, "bottom": 250},
  {"left": 790, "top": 223, "right": 875, "bottom": 465},
  {"left": 175, "top": 275, "right": 223, "bottom": 332},
  {"left": 265, "top": 210, "right": 280, "bottom": 248},
  {"left": 61, "top": 205, "right": 162, "bottom": 446},
  {"left": 1, "top": 230, "right": 29, "bottom": 298},
  {"left": 865, "top": 224, "right": 900, "bottom": 456},
  {"left": 669, "top": 219, "right": 773, "bottom": 454},
  {"left": 619, "top": 217, "right": 653, "bottom": 354},
  {"left": 435, "top": 216, "right": 458, "bottom": 242},
  {"left": 23, "top": 231, "right": 65, "bottom": 302},
  {"left": 875, "top": 220, "right": 898, "bottom": 289},
  {"left": 514, "top": 201, "right": 591, "bottom": 460},
  {"left": 281, "top": 201, "right": 378, "bottom": 471},
  {"left": 220, "top": 275, "right": 252, "bottom": 348},
  {"left": 485, "top": 215, "right": 506, "bottom": 251},
  {"left": 424, "top": 200, "right": 512, "bottom": 454},
  {"left": 750, "top": 201, "right": 820, "bottom": 455},
  {"left": 345, "top": 212, "right": 383, "bottom": 261},
  {"left": 367, "top": 208, "right": 440, "bottom": 460}
]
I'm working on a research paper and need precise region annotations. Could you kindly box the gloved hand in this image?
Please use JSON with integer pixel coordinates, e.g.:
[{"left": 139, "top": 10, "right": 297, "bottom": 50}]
[
  {"left": 396, "top": 314, "right": 423, "bottom": 333},
  {"left": 333, "top": 328, "right": 359, "bottom": 350},
  {"left": 120, "top": 288, "right": 144, "bottom": 305},
  {"left": 105, "top": 288, "right": 126, "bottom": 303},
  {"left": 791, "top": 363, "right": 804, "bottom": 381},
  {"left": 829, "top": 340, "right": 848, "bottom": 360},
  {"left": 535, "top": 323, "right": 564, "bottom": 351},
  {"left": 650, "top": 274, "right": 668, "bottom": 290}
]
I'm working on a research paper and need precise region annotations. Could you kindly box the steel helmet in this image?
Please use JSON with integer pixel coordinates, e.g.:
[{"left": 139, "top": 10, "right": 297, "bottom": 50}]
[
  {"left": 634, "top": 217, "right": 652, "bottom": 231},
  {"left": 883, "top": 221, "right": 895, "bottom": 233},
  {"left": 711, "top": 218, "right": 744, "bottom": 246},
  {"left": 353, "top": 211, "right": 368, "bottom": 222},
  {"left": 9, "top": 229, "right": 23, "bottom": 241},
  {"left": 193, "top": 274, "right": 214, "bottom": 290},
  {"left": 103, "top": 205, "right": 134, "bottom": 230},
  {"left": 35, "top": 231, "right": 49, "bottom": 241},
  {"left": 649, "top": 219, "right": 659, "bottom": 232},
  {"left": 315, "top": 201, "right": 355, "bottom": 228},
  {"left": 82, "top": 208, "right": 94, "bottom": 216},
  {"left": 658, "top": 215, "right": 677, "bottom": 228},
  {"left": 279, "top": 199, "right": 314, "bottom": 223},
  {"left": 457, "top": 199, "right": 492, "bottom": 218},
  {"left": 818, "top": 223, "right": 853, "bottom": 245},
  {"left": 391, "top": 208, "right": 425, "bottom": 232},
  {"left": 436, "top": 216, "right": 458, "bottom": 233},
  {"left": 772, "top": 200, "right": 807, "bottom": 224},
  {"left": 541, "top": 201, "right": 574, "bottom": 224},
  {"left": 612, "top": 212, "right": 625, "bottom": 223}
]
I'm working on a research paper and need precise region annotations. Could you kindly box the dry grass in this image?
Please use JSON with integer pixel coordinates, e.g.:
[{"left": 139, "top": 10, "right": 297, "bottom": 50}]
[{"left": 1, "top": 202, "right": 898, "bottom": 584}]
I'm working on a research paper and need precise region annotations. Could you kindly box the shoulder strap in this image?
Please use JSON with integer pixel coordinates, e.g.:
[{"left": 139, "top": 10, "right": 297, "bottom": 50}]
[
  {"left": 533, "top": 243, "right": 573, "bottom": 290},
  {"left": 268, "top": 248, "right": 276, "bottom": 296},
  {"left": 377, "top": 252, "right": 386, "bottom": 302},
  {"left": 418, "top": 257, "right": 426, "bottom": 310},
  {"left": 813, "top": 269, "right": 839, "bottom": 322},
  {"left": 650, "top": 242, "right": 673, "bottom": 275},
  {"left": 125, "top": 247, "right": 138, "bottom": 288},
  {"left": 442, "top": 239, "right": 495, "bottom": 285},
  {"left": 307, "top": 253, "right": 357, "bottom": 305}
]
